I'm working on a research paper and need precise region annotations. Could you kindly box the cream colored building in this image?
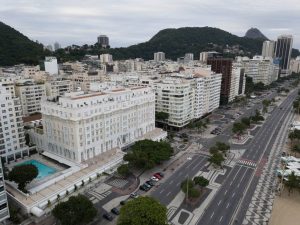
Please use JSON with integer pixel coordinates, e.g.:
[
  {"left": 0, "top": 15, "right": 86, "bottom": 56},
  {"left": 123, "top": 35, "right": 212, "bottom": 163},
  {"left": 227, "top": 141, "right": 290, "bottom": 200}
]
[
  {"left": 41, "top": 86, "right": 166, "bottom": 163},
  {"left": 15, "top": 81, "right": 46, "bottom": 116},
  {"left": 45, "top": 80, "right": 73, "bottom": 97}
]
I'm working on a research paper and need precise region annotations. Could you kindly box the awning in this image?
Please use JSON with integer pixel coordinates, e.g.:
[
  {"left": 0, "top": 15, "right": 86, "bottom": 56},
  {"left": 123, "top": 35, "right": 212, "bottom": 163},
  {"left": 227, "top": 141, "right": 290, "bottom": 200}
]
[{"left": 42, "top": 151, "right": 79, "bottom": 167}]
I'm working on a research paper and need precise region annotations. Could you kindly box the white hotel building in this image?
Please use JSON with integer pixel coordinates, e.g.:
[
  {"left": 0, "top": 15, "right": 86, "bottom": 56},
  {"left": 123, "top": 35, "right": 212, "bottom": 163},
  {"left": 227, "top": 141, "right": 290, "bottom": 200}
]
[{"left": 41, "top": 85, "right": 166, "bottom": 163}]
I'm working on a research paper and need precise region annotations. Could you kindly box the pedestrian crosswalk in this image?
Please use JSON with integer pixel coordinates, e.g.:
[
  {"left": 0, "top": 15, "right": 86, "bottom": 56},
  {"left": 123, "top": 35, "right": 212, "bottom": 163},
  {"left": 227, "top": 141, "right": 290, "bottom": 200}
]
[
  {"left": 88, "top": 190, "right": 112, "bottom": 203},
  {"left": 167, "top": 206, "right": 177, "bottom": 220},
  {"left": 238, "top": 159, "right": 257, "bottom": 167}
]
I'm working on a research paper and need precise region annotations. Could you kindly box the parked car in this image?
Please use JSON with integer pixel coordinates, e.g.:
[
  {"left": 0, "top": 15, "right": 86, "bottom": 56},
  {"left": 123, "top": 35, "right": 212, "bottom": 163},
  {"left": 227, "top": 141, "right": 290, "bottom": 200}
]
[
  {"left": 157, "top": 172, "right": 164, "bottom": 177},
  {"left": 111, "top": 208, "right": 120, "bottom": 215},
  {"left": 153, "top": 173, "right": 162, "bottom": 179},
  {"left": 151, "top": 176, "right": 159, "bottom": 182},
  {"left": 146, "top": 180, "right": 155, "bottom": 186},
  {"left": 130, "top": 192, "right": 139, "bottom": 198},
  {"left": 140, "top": 184, "right": 150, "bottom": 191},
  {"left": 103, "top": 213, "right": 113, "bottom": 221}
]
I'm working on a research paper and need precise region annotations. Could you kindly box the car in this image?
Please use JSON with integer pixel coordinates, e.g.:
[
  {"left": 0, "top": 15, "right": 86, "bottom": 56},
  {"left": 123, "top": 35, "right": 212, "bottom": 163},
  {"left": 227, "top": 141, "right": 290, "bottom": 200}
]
[
  {"left": 146, "top": 180, "right": 155, "bottom": 186},
  {"left": 103, "top": 213, "right": 113, "bottom": 221},
  {"left": 151, "top": 176, "right": 159, "bottom": 182},
  {"left": 111, "top": 208, "right": 120, "bottom": 215},
  {"left": 157, "top": 172, "right": 164, "bottom": 177},
  {"left": 139, "top": 184, "right": 150, "bottom": 191},
  {"left": 153, "top": 173, "right": 162, "bottom": 179},
  {"left": 120, "top": 200, "right": 126, "bottom": 205},
  {"left": 144, "top": 182, "right": 152, "bottom": 188},
  {"left": 130, "top": 192, "right": 139, "bottom": 198}
]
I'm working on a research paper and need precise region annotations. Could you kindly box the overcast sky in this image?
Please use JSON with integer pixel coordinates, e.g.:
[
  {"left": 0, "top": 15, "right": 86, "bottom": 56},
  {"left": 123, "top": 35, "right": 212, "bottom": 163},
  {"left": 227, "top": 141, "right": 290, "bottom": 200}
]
[{"left": 0, "top": 0, "right": 299, "bottom": 49}]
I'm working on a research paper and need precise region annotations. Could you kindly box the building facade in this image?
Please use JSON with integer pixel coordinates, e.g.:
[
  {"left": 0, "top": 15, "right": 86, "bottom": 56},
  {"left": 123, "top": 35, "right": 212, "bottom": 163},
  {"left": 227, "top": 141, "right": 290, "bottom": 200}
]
[
  {"left": 262, "top": 40, "right": 275, "bottom": 58},
  {"left": 15, "top": 81, "right": 46, "bottom": 116},
  {"left": 0, "top": 84, "right": 28, "bottom": 162},
  {"left": 207, "top": 58, "right": 233, "bottom": 104},
  {"left": 154, "top": 52, "right": 166, "bottom": 62},
  {"left": 275, "top": 35, "right": 293, "bottom": 76},
  {"left": 41, "top": 86, "right": 160, "bottom": 163},
  {"left": 44, "top": 57, "right": 58, "bottom": 75},
  {"left": 45, "top": 80, "right": 73, "bottom": 97},
  {"left": 97, "top": 35, "right": 109, "bottom": 48},
  {"left": 0, "top": 162, "right": 9, "bottom": 222}
]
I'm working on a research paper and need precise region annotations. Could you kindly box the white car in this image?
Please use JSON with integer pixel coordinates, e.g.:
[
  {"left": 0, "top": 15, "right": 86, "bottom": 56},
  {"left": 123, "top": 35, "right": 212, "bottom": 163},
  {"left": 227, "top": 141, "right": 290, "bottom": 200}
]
[{"left": 151, "top": 176, "right": 159, "bottom": 182}]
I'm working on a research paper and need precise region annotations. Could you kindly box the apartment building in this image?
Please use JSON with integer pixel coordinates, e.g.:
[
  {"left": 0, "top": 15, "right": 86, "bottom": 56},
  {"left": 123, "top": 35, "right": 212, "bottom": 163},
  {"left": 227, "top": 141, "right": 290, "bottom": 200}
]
[
  {"left": 0, "top": 84, "right": 28, "bottom": 162},
  {"left": 72, "top": 71, "right": 105, "bottom": 91},
  {"left": 155, "top": 69, "right": 222, "bottom": 128},
  {"left": 229, "top": 63, "right": 246, "bottom": 102},
  {"left": 15, "top": 81, "right": 46, "bottom": 116},
  {"left": 243, "top": 56, "right": 279, "bottom": 85},
  {"left": 45, "top": 80, "right": 73, "bottom": 97},
  {"left": 0, "top": 163, "right": 9, "bottom": 222},
  {"left": 41, "top": 86, "right": 165, "bottom": 163}
]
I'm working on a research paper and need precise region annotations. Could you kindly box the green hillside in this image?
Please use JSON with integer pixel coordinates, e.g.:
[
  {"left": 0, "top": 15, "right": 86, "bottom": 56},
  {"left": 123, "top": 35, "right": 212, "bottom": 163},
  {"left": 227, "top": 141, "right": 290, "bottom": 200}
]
[
  {"left": 0, "top": 21, "right": 46, "bottom": 66},
  {"left": 100, "top": 27, "right": 265, "bottom": 60}
]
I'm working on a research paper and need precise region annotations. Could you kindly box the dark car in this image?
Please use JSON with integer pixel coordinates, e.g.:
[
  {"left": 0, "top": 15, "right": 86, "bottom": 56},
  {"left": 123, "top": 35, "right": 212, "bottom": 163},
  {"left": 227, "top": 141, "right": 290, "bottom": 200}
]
[
  {"left": 144, "top": 182, "right": 152, "bottom": 188},
  {"left": 103, "top": 213, "right": 113, "bottom": 221},
  {"left": 146, "top": 180, "right": 155, "bottom": 186},
  {"left": 111, "top": 208, "right": 120, "bottom": 215},
  {"left": 139, "top": 184, "right": 150, "bottom": 191}
]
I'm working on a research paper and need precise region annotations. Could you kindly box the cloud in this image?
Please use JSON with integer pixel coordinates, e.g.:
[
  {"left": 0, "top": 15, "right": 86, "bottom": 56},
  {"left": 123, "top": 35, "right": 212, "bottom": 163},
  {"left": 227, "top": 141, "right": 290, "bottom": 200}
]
[{"left": 0, "top": 0, "right": 299, "bottom": 49}]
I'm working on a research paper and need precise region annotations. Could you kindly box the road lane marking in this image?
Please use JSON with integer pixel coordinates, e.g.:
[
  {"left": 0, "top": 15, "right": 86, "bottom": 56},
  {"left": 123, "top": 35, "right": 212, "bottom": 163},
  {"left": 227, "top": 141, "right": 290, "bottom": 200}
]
[
  {"left": 159, "top": 189, "right": 165, "bottom": 194},
  {"left": 169, "top": 180, "right": 174, "bottom": 184},
  {"left": 224, "top": 189, "right": 228, "bottom": 195},
  {"left": 166, "top": 192, "right": 171, "bottom": 197},
  {"left": 219, "top": 216, "right": 223, "bottom": 222},
  {"left": 210, "top": 212, "right": 214, "bottom": 219},
  {"left": 232, "top": 192, "right": 235, "bottom": 198},
  {"left": 176, "top": 182, "right": 180, "bottom": 187},
  {"left": 226, "top": 203, "right": 230, "bottom": 208},
  {"left": 230, "top": 181, "right": 233, "bottom": 186},
  {"left": 217, "top": 200, "right": 221, "bottom": 206}
]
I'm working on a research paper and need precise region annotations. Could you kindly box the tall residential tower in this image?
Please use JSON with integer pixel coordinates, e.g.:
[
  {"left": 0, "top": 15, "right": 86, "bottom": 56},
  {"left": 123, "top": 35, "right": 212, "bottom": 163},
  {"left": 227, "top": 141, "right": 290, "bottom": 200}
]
[{"left": 275, "top": 35, "right": 293, "bottom": 76}]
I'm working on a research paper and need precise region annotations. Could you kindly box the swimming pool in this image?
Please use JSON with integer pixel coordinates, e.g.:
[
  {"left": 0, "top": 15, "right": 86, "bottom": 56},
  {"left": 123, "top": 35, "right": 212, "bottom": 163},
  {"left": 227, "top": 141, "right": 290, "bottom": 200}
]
[{"left": 17, "top": 159, "right": 57, "bottom": 179}]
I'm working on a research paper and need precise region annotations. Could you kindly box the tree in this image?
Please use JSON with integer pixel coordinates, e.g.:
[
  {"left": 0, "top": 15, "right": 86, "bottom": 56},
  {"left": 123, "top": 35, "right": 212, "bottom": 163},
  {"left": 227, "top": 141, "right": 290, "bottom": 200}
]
[
  {"left": 52, "top": 195, "right": 97, "bottom": 225},
  {"left": 155, "top": 112, "right": 169, "bottom": 121},
  {"left": 193, "top": 176, "right": 209, "bottom": 191},
  {"left": 216, "top": 142, "right": 230, "bottom": 156},
  {"left": 291, "top": 144, "right": 300, "bottom": 156},
  {"left": 180, "top": 179, "right": 200, "bottom": 198},
  {"left": 209, "top": 146, "right": 219, "bottom": 155},
  {"left": 117, "top": 164, "right": 130, "bottom": 177},
  {"left": 232, "top": 122, "right": 247, "bottom": 136},
  {"left": 241, "top": 117, "right": 251, "bottom": 128},
  {"left": 208, "top": 152, "right": 225, "bottom": 167},
  {"left": 8, "top": 164, "right": 38, "bottom": 191},
  {"left": 285, "top": 172, "right": 299, "bottom": 195},
  {"left": 117, "top": 196, "right": 167, "bottom": 225},
  {"left": 123, "top": 140, "right": 173, "bottom": 170}
]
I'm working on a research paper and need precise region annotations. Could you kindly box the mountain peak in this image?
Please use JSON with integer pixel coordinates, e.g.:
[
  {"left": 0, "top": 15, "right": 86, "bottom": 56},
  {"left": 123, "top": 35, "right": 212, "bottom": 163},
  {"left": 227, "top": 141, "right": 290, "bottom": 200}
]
[{"left": 245, "top": 28, "right": 268, "bottom": 40}]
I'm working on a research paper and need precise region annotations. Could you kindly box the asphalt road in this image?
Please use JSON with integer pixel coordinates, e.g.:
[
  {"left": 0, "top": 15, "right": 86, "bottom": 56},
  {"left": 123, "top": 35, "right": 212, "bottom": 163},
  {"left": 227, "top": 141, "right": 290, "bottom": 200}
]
[
  {"left": 151, "top": 154, "right": 209, "bottom": 206},
  {"left": 196, "top": 89, "right": 297, "bottom": 225}
]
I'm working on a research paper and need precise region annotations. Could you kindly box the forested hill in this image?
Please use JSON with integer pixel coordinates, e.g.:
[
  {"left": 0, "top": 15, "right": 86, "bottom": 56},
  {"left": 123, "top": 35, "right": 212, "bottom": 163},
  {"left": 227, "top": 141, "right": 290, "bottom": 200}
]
[{"left": 0, "top": 21, "right": 46, "bottom": 66}]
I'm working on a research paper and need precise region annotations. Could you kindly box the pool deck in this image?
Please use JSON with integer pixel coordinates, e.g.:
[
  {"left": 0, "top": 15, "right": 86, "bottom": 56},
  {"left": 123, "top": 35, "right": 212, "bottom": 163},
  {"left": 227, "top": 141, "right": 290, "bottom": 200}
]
[{"left": 5, "top": 149, "right": 124, "bottom": 211}]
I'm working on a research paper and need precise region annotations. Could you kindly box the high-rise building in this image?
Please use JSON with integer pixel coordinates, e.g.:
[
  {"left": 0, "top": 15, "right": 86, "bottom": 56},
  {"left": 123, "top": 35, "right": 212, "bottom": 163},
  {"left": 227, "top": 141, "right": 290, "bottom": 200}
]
[
  {"left": 199, "top": 51, "right": 221, "bottom": 63},
  {"left": 207, "top": 58, "right": 233, "bottom": 104},
  {"left": 54, "top": 42, "right": 61, "bottom": 51},
  {"left": 275, "top": 35, "right": 293, "bottom": 76},
  {"left": 44, "top": 57, "right": 58, "bottom": 75},
  {"left": 97, "top": 35, "right": 109, "bottom": 48},
  {"left": 290, "top": 56, "right": 300, "bottom": 73},
  {"left": 0, "top": 162, "right": 9, "bottom": 222},
  {"left": 262, "top": 41, "right": 275, "bottom": 58},
  {"left": 154, "top": 52, "right": 165, "bottom": 62},
  {"left": 0, "top": 83, "right": 28, "bottom": 163}
]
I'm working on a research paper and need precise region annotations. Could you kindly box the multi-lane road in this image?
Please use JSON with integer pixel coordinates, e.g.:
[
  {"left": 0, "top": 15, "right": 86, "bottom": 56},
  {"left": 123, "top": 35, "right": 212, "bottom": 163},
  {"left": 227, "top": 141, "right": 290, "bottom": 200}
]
[{"left": 152, "top": 88, "right": 297, "bottom": 225}]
